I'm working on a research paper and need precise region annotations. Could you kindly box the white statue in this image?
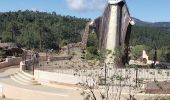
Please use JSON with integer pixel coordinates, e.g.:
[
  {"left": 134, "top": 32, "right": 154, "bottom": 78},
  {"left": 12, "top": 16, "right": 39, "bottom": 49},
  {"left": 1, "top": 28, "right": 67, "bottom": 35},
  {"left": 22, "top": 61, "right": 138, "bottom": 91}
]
[
  {"left": 108, "top": 0, "right": 124, "bottom": 4},
  {"left": 142, "top": 50, "right": 149, "bottom": 64}
]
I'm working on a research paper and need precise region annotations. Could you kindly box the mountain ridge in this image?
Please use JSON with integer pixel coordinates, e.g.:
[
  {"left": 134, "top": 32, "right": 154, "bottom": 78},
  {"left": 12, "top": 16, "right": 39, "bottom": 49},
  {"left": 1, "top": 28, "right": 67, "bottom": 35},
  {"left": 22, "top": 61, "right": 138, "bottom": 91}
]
[{"left": 133, "top": 17, "right": 170, "bottom": 29}]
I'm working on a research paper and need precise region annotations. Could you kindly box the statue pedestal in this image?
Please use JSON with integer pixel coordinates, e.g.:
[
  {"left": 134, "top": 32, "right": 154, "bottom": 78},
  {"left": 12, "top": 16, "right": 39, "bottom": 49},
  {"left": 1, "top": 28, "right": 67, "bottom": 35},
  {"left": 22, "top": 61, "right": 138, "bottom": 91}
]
[{"left": 20, "top": 61, "right": 26, "bottom": 71}]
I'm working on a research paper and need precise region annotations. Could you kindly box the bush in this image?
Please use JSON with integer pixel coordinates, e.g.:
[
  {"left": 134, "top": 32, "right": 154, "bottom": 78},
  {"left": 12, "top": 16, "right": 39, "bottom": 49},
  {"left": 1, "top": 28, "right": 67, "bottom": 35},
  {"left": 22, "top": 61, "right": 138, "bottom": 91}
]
[
  {"left": 87, "top": 32, "right": 98, "bottom": 47},
  {"left": 0, "top": 49, "right": 5, "bottom": 58},
  {"left": 166, "top": 53, "right": 170, "bottom": 63},
  {"left": 85, "top": 52, "right": 95, "bottom": 60},
  {"left": 85, "top": 46, "right": 98, "bottom": 60},
  {"left": 156, "top": 96, "right": 170, "bottom": 100},
  {"left": 86, "top": 46, "right": 98, "bottom": 55}
]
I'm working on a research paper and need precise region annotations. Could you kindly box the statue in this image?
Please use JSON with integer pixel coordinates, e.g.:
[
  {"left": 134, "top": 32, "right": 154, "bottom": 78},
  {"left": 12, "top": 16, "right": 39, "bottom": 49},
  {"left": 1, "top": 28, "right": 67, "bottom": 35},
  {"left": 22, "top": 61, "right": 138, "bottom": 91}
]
[
  {"left": 81, "top": 0, "right": 135, "bottom": 67},
  {"left": 142, "top": 50, "right": 149, "bottom": 64}
]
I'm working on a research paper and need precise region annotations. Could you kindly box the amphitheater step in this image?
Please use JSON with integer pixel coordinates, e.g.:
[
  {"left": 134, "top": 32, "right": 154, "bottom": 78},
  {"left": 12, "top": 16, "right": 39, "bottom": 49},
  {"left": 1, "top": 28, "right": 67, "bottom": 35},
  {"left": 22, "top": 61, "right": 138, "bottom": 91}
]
[{"left": 10, "top": 71, "right": 40, "bottom": 85}]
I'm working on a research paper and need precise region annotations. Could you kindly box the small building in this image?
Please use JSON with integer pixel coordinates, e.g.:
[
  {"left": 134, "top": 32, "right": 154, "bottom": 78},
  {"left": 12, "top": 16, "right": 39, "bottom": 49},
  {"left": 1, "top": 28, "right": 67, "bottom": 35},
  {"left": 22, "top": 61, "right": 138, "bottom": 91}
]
[{"left": 0, "top": 42, "right": 23, "bottom": 57}]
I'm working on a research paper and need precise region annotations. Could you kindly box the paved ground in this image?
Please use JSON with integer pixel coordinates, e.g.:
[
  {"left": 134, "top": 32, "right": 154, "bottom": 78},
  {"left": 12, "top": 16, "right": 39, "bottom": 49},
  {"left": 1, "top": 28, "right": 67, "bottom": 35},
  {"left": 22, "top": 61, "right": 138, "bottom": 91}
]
[
  {"left": 0, "top": 66, "right": 81, "bottom": 100},
  {"left": 0, "top": 77, "right": 76, "bottom": 96}
]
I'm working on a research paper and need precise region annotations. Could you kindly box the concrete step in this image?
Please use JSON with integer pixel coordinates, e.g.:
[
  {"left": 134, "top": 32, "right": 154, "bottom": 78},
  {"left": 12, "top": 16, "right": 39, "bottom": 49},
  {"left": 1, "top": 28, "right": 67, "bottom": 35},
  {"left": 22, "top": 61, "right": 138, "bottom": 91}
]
[
  {"left": 17, "top": 72, "right": 34, "bottom": 81},
  {"left": 20, "top": 71, "right": 34, "bottom": 79},
  {"left": 12, "top": 73, "right": 37, "bottom": 83},
  {"left": 10, "top": 71, "right": 40, "bottom": 85},
  {"left": 11, "top": 75, "right": 40, "bottom": 85},
  {"left": 11, "top": 76, "right": 32, "bottom": 85}
]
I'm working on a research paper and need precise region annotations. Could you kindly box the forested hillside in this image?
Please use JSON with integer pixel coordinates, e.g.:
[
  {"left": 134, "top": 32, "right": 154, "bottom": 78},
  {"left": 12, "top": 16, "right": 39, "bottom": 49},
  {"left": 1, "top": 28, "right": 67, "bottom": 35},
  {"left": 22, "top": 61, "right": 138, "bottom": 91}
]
[
  {"left": 0, "top": 11, "right": 169, "bottom": 62},
  {"left": 130, "top": 25, "right": 170, "bottom": 62},
  {"left": 0, "top": 10, "right": 89, "bottom": 50},
  {"left": 130, "top": 25, "right": 170, "bottom": 48}
]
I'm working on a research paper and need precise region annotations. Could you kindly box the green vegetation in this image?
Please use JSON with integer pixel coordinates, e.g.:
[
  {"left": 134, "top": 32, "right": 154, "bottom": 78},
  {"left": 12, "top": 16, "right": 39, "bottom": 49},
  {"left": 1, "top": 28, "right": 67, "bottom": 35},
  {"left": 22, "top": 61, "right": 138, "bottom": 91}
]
[
  {"left": 131, "top": 45, "right": 150, "bottom": 59},
  {"left": 130, "top": 25, "right": 170, "bottom": 62},
  {"left": 85, "top": 25, "right": 170, "bottom": 62},
  {"left": 0, "top": 11, "right": 169, "bottom": 62},
  {"left": 85, "top": 32, "right": 98, "bottom": 60},
  {"left": 0, "top": 10, "right": 89, "bottom": 50},
  {"left": 154, "top": 96, "right": 170, "bottom": 100},
  {"left": 0, "top": 49, "right": 5, "bottom": 57},
  {"left": 85, "top": 46, "right": 98, "bottom": 60}
]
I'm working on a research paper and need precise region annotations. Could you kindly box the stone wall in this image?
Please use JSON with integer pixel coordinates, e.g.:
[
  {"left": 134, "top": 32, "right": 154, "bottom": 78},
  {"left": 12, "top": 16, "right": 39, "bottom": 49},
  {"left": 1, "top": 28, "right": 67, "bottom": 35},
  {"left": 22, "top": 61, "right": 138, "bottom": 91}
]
[
  {"left": 0, "top": 57, "right": 22, "bottom": 69},
  {"left": 34, "top": 55, "right": 72, "bottom": 62},
  {"left": 49, "top": 56, "right": 72, "bottom": 61}
]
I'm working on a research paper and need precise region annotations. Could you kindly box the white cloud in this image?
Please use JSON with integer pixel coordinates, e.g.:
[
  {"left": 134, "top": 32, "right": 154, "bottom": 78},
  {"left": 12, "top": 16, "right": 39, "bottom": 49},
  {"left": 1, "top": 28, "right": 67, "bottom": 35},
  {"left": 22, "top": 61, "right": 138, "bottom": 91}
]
[
  {"left": 66, "top": 0, "right": 106, "bottom": 12},
  {"left": 31, "top": 8, "right": 38, "bottom": 12}
]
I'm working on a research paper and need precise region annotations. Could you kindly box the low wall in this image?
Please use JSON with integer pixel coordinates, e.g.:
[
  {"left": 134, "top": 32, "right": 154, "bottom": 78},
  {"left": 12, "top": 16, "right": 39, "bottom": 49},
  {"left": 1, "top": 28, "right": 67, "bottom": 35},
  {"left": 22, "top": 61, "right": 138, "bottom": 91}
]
[
  {"left": 0, "top": 57, "right": 22, "bottom": 69},
  {"left": 34, "top": 68, "right": 170, "bottom": 90},
  {"left": 34, "top": 70, "right": 94, "bottom": 86},
  {"left": 50, "top": 56, "right": 72, "bottom": 61},
  {"left": 34, "top": 70, "right": 84, "bottom": 85},
  {"left": 39, "top": 56, "right": 48, "bottom": 61},
  {"left": 37, "top": 55, "right": 72, "bottom": 62}
]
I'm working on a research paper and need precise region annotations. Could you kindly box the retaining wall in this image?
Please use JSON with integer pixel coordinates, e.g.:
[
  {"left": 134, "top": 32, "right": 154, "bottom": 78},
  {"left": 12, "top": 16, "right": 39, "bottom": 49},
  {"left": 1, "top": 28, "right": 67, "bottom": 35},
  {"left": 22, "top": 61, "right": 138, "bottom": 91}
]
[
  {"left": 34, "top": 70, "right": 96, "bottom": 87},
  {"left": 34, "top": 70, "right": 83, "bottom": 85},
  {"left": 50, "top": 56, "right": 72, "bottom": 61},
  {"left": 0, "top": 57, "right": 22, "bottom": 69}
]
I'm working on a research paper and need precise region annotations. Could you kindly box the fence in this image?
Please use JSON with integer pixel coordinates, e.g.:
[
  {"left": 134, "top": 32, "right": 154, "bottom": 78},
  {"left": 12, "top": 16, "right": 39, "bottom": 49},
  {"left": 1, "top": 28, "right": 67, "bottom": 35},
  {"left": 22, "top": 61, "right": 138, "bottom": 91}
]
[{"left": 35, "top": 62, "right": 170, "bottom": 86}]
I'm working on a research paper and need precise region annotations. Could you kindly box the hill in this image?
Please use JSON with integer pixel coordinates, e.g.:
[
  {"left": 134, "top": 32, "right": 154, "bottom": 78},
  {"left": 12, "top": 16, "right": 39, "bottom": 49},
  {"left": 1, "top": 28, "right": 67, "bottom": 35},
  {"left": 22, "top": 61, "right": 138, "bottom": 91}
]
[
  {"left": 0, "top": 10, "right": 89, "bottom": 50},
  {"left": 133, "top": 17, "right": 170, "bottom": 29},
  {"left": 130, "top": 18, "right": 170, "bottom": 62},
  {"left": 0, "top": 11, "right": 169, "bottom": 62}
]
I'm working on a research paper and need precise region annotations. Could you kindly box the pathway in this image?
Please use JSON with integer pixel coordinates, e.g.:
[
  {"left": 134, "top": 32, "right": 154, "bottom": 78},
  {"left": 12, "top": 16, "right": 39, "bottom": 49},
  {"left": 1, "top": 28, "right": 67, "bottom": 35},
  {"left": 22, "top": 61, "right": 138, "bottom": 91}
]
[{"left": 0, "top": 66, "right": 82, "bottom": 100}]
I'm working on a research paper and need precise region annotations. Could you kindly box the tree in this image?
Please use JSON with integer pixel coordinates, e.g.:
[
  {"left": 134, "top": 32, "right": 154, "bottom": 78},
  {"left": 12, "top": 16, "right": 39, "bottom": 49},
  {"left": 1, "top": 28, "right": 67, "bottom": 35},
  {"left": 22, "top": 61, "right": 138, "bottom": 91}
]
[
  {"left": 0, "top": 10, "right": 89, "bottom": 50},
  {"left": 1, "top": 31, "right": 12, "bottom": 42},
  {"left": 87, "top": 32, "right": 98, "bottom": 47}
]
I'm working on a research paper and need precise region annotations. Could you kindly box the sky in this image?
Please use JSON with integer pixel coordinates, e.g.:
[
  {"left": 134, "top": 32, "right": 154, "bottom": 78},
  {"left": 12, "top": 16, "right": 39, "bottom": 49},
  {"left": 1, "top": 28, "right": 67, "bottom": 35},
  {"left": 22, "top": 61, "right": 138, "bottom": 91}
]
[{"left": 0, "top": 0, "right": 170, "bottom": 22}]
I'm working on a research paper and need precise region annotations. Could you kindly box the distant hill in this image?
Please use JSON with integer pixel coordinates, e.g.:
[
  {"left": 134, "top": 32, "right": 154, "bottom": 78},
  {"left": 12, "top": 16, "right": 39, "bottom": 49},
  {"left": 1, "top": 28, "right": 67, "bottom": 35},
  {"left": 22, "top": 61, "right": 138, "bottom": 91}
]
[
  {"left": 151, "top": 22, "right": 170, "bottom": 29},
  {"left": 130, "top": 18, "right": 170, "bottom": 62},
  {"left": 132, "top": 17, "right": 151, "bottom": 25},
  {"left": 133, "top": 17, "right": 170, "bottom": 29}
]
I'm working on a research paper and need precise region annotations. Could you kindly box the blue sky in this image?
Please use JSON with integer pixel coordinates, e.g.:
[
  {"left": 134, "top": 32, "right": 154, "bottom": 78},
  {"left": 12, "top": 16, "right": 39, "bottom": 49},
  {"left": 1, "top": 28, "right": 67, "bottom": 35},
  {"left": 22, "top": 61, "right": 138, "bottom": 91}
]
[{"left": 0, "top": 0, "right": 169, "bottom": 22}]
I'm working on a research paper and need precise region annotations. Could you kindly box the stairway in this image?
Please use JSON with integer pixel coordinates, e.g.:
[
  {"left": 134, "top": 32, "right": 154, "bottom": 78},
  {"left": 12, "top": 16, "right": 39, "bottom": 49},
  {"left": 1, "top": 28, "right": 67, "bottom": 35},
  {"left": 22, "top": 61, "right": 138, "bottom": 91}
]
[{"left": 10, "top": 71, "right": 40, "bottom": 85}]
